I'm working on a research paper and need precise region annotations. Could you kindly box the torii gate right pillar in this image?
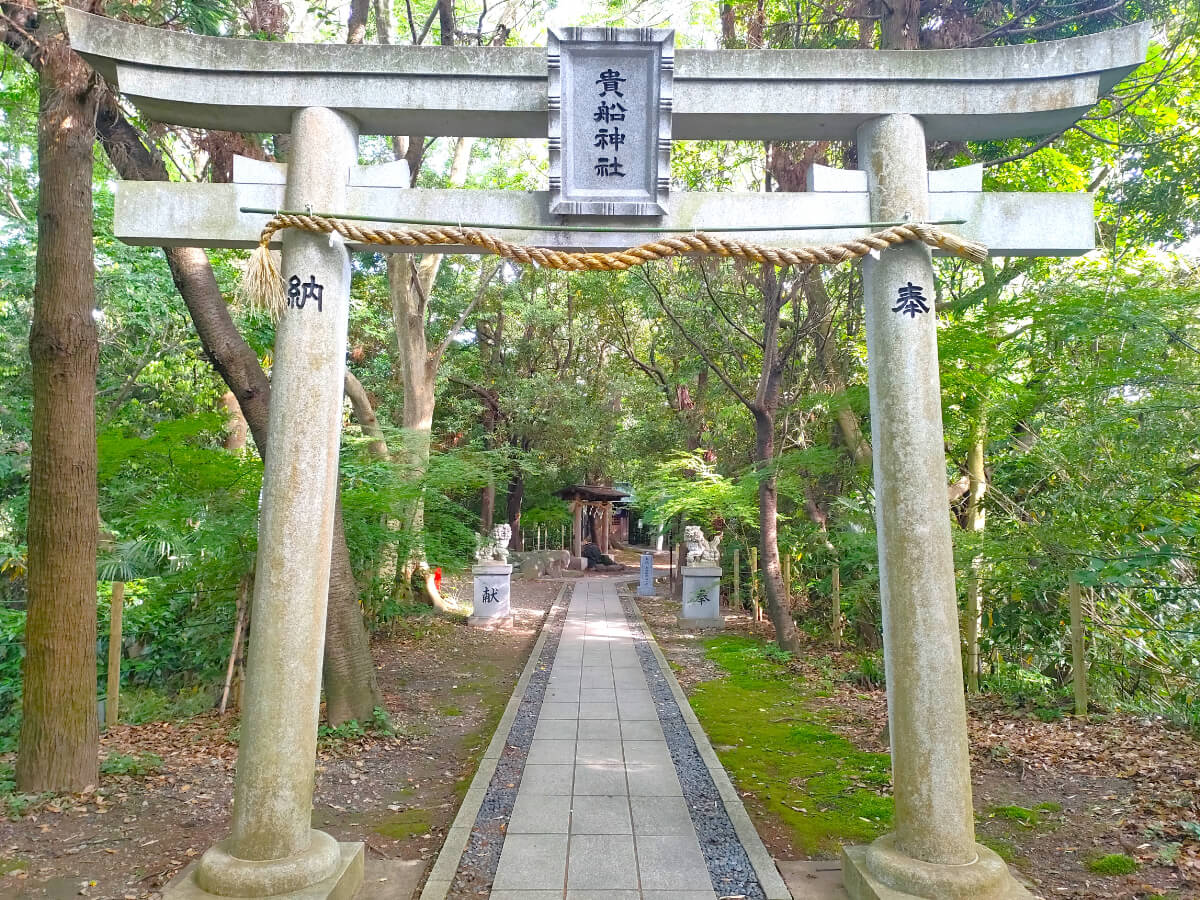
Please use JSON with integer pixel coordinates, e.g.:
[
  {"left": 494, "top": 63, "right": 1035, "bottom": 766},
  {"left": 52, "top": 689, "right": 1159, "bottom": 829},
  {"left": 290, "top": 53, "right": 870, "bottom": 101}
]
[{"left": 841, "top": 114, "right": 1031, "bottom": 899}]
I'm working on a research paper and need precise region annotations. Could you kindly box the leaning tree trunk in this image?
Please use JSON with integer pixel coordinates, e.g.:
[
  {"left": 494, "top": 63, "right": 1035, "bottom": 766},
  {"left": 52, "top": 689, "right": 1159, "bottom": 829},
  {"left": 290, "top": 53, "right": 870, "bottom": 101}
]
[
  {"left": 754, "top": 409, "right": 802, "bottom": 653},
  {"left": 964, "top": 422, "right": 986, "bottom": 693},
  {"left": 89, "top": 104, "right": 383, "bottom": 725},
  {"left": 165, "top": 249, "right": 383, "bottom": 724},
  {"left": 324, "top": 491, "right": 384, "bottom": 723},
  {"left": 17, "top": 43, "right": 101, "bottom": 793}
]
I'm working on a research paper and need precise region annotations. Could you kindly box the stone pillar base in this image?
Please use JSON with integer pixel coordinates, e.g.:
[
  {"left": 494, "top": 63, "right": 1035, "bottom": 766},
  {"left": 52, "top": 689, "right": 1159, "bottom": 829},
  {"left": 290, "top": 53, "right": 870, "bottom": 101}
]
[
  {"left": 676, "top": 616, "right": 724, "bottom": 630},
  {"left": 842, "top": 835, "right": 1033, "bottom": 900},
  {"left": 468, "top": 613, "right": 514, "bottom": 629},
  {"left": 167, "top": 841, "right": 363, "bottom": 900}
]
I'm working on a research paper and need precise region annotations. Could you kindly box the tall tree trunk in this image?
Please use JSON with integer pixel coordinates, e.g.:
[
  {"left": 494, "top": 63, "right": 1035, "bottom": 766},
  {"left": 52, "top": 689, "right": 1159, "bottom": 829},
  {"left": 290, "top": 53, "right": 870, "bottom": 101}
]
[
  {"left": 479, "top": 401, "right": 497, "bottom": 532},
  {"left": 506, "top": 469, "right": 525, "bottom": 552},
  {"left": 480, "top": 481, "right": 496, "bottom": 533},
  {"left": 754, "top": 409, "right": 802, "bottom": 653},
  {"left": 388, "top": 134, "right": 474, "bottom": 599},
  {"left": 751, "top": 269, "right": 803, "bottom": 653},
  {"left": 803, "top": 269, "right": 872, "bottom": 468},
  {"left": 18, "top": 43, "right": 101, "bottom": 792},
  {"left": 857, "top": 0, "right": 879, "bottom": 47},
  {"left": 388, "top": 258, "right": 436, "bottom": 584},
  {"left": 881, "top": 0, "right": 920, "bottom": 48}
]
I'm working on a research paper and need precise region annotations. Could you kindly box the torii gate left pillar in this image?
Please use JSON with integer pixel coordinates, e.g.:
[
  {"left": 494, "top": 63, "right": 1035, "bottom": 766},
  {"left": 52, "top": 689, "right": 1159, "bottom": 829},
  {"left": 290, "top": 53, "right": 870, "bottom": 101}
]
[{"left": 190, "top": 106, "right": 364, "bottom": 898}]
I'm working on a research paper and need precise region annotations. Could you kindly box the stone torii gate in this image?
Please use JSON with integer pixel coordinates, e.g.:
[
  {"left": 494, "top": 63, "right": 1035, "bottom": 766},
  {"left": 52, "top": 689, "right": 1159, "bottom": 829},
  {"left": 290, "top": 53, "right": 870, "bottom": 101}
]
[{"left": 64, "top": 10, "right": 1147, "bottom": 900}]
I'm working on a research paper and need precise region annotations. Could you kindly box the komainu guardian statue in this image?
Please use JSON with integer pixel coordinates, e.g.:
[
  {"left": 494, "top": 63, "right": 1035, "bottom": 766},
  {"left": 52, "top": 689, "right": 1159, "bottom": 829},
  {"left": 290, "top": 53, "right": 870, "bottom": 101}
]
[
  {"left": 684, "top": 525, "right": 722, "bottom": 566},
  {"left": 475, "top": 523, "right": 513, "bottom": 564}
]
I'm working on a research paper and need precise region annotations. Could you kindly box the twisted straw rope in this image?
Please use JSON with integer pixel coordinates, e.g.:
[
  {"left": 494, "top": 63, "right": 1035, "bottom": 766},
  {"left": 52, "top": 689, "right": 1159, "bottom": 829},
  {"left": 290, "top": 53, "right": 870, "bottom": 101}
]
[{"left": 242, "top": 212, "right": 987, "bottom": 315}]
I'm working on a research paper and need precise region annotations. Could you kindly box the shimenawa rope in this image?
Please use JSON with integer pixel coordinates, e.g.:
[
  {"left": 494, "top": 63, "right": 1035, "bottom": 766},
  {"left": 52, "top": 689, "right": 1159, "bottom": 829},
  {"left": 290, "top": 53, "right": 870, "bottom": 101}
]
[{"left": 241, "top": 212, "right": 988, "bottom": 317}]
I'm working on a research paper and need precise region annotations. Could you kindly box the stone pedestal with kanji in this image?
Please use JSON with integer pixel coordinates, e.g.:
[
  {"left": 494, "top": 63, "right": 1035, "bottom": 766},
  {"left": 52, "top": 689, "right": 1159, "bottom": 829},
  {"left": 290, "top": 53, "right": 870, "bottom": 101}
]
[
  {"left": 638, "top": 552, "right": 656, "bottom": 598},
  {"left": 469, "top": 563, "right": 514, "bottom": 629},
  {"left": 679, "top": 565, "right": 722, "bottom": 629}
]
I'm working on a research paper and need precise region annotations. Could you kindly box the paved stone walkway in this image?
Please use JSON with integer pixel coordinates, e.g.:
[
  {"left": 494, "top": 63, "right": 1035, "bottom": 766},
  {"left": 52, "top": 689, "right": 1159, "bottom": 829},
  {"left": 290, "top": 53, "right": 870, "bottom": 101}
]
[{"left": 491, "top": 577, "right": 718, "bottom": 900}]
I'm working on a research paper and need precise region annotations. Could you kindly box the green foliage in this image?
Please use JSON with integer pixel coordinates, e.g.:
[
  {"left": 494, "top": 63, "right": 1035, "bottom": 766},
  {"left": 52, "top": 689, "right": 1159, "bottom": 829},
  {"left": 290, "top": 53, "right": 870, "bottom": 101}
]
[
  {"left": 1085, "top": 853, "right": 1139, "bottom": 875},
  {"left": 99, "top": 751, "right": 164, "bottom": 777},
  {"left": 119, "top": 686, "right": 218, "bottom": 726},
  {"left": 317, "top": 707, "right": 395, "bottom": 747},
  {"left": 0, "top": 763, "right": 50, "bottom": 819},
  {"left": 847, "top": 653, "right": 885, "bottom": 690}
]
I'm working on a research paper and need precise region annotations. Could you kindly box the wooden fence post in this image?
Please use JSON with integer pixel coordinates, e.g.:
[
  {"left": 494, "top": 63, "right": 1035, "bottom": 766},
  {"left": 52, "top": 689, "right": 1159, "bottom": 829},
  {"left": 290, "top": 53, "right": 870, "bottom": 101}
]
[
  {"left": 1070, "top": 577, "right": 1088, "bottom": 717},
  {"left": 832, "top": 567, "right": 842, "bottom": 650},
  {"left": 749, "top": 547, "right": 760, "bottom": 622},
  {"left": 966, "top": 567, "right": 982, "bottom": 693},
  {"left": 105, "top": 581, "right": 124, "bottom": 729},
  {"left": 732, "top": 549, "right": 741, "bottom": 610},
  {"left": 221, "top": 576, "right": 251, "bottom": 715}
]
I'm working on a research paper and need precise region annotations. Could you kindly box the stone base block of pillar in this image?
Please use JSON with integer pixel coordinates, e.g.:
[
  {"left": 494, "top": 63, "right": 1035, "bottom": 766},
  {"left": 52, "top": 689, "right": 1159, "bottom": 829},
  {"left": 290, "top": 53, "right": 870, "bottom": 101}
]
[
  {"left": 568, "top": 556, "right": 588, "bottom": 570},
  {"left": 468, "top": 613, "right": 514, "bottom": 629},
  {"left": 166, "top": 840, "right": 363, "bottom": 900},
  {"left": 842, "top": 835, "right": 1033, "bottom": 900}
]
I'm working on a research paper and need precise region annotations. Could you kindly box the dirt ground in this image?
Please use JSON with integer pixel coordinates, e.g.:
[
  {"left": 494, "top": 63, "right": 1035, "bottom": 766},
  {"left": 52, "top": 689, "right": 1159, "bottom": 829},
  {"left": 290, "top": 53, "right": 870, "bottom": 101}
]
[
  {"left": 0, "top": 575, "right": 566, "bottom": 899},
  {"left": 637, "top": 580, "right": 1200, "bottom": 900}
]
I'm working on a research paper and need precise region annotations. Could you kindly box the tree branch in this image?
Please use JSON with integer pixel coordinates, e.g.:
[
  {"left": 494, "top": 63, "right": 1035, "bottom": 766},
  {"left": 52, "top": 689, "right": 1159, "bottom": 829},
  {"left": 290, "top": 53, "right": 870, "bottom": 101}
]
[
  {"left": 430, "top": 260, "right": 497, "bottom": 369},
  {"left": 697, "top": 262, "right": 764, "bottom": 350},
  {"left": 640, "top": 266, "right": 756, "bottom": 411}
]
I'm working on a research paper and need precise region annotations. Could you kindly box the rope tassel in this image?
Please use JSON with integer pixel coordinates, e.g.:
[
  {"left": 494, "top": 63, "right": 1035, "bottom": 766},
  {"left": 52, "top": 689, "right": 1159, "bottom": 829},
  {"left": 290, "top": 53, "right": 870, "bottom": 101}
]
[
  {"left": 241, "top": 243, "right": 287, "bottom": 319},
  {"left": 241, "top": 213, "right": 987, "bottom": 315}
]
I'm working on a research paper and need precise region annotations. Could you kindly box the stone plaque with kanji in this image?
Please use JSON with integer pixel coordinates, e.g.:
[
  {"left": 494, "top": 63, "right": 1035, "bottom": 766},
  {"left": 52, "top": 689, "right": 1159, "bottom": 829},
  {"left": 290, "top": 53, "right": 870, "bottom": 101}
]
[{"left": 548, "top": 27, "right": 673, "bottom": 216}]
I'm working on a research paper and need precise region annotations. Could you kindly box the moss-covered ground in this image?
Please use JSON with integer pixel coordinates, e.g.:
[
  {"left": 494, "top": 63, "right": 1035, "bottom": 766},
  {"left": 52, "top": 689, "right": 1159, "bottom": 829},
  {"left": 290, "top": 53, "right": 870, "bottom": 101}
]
[
  {"left": 686, "top": 634, "right": 892, "bottom": 857},
  {"left": 373, "top": 807, "right": 432, "bottom": 840},
  {"left": 450, "top": 660, "right": 515, "bottom": 802},
  {"left": 1085, "top": 852, "right": 1140, "bottom": 875}
]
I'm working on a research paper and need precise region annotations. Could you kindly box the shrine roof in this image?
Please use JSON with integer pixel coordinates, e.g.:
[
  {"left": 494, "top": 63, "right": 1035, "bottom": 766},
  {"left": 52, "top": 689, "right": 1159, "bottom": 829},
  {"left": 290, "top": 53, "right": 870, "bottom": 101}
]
[
  {"left": 64, "top": 10, "right": 1149, "bottom": 142},
  {"left": 556, "top": 485, "right": 630, "bottom": 502}
]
